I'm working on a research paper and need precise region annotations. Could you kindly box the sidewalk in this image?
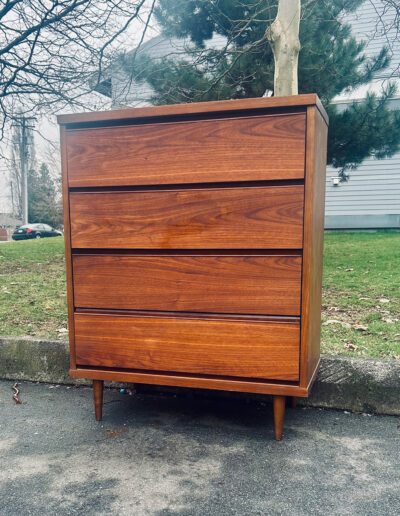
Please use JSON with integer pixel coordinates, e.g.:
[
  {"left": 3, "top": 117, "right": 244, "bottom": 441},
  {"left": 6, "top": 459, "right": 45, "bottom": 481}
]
[{"left": 1, "top": 380, "right": 399, "bottom": 516}]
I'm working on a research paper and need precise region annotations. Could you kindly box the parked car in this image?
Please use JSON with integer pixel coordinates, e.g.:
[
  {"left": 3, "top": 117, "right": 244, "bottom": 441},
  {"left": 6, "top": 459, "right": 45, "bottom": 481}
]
[{"left": 12, "top": 223, "right": 63, "bottom": 240}]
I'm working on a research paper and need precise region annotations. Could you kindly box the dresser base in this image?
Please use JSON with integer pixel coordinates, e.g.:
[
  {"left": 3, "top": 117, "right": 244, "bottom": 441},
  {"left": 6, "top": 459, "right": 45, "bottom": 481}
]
[
  {"left": 76, "top": 365, "right": 319, "bottom": 440},
  {"left": 72, "top": 366, "right": 318, "bottom": 397},
  {"left": 91, "top": 378, "right": 297, "bottom": 441}
]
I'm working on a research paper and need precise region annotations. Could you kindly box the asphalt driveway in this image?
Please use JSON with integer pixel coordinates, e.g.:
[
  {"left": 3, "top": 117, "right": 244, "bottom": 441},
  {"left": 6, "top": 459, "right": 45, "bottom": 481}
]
[{"left": 0, "top": 380, "right": 399, "bottom": 516}]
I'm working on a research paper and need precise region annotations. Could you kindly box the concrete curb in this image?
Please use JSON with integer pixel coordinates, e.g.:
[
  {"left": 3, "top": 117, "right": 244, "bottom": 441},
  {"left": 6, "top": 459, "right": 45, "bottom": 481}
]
[
  {"left": 1, "top": 336, "right": 399, "bottom": 415},
  {"left": 304, "top": 355, "right": 400, "bottom": 415}
]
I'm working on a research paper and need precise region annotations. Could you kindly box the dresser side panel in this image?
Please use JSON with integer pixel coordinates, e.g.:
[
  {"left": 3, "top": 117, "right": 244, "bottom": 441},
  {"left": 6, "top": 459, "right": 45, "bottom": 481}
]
[{"left": 300, "top": 107, "right": 328, "bottom": 388}]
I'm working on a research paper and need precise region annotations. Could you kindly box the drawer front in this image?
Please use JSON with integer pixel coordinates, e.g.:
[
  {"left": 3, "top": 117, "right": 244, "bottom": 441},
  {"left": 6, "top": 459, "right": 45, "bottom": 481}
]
[
  {"left": 70, "top": 186, "right": 304, "bottom": 249},
  {"left": 66, "top": 113, "right": 306, "bottom": 187},
  {"left": 74, "top": 313, "right": 300, "bottom": 381},
  {"left": 73, "top": 254, "right": 302, "bottom": 315}
]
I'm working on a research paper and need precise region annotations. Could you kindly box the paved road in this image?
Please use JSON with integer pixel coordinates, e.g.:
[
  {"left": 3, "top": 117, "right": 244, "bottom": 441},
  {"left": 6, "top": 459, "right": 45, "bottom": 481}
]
[{"left": 0, "top": 380, "right": 399, "bottom": 516}]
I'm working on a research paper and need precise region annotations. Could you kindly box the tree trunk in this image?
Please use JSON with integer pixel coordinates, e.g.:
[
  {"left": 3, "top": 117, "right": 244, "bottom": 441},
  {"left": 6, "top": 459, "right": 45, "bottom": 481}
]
[{"left": 266, "top": 0, "right": 301, "bottom": 97}]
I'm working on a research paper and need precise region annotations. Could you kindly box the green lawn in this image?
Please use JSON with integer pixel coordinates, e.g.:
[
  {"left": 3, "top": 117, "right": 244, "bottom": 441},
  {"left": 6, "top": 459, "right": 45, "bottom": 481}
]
[
  {"left": 0, "top": 232, "right": 399, "bottom": 357},
  {"left": 0, "top": 238, "right": 67, "bottom": 339},
  {"left": 321, "top": 231, "right": 399, "bottom": 358}
]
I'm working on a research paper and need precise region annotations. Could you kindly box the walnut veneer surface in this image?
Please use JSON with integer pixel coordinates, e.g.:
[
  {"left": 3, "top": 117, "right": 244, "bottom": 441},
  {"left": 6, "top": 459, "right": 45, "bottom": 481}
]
[{"left": 59, "top": 94, "right": 328, "bottom": 438}]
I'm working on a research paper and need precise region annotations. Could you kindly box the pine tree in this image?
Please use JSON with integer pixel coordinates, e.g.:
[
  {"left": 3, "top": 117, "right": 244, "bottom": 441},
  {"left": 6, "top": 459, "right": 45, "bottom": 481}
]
[
  {"left": 123, "top": 0, "right": 400, "bottom": 178},
  {"left": 28, "top": 163, "right": 63, "bottom": 228}
]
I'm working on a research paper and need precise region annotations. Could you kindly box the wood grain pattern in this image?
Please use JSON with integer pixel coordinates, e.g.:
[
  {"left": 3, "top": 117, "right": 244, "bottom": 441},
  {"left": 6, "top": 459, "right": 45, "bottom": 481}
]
[
  {"left": 66, "top": 114, "right": 306, "bottom": 187},
  {"left": 71, "top": 367, "right": 307, "bottom": 396},
  {"left": 74, "top": 313, "right": 300, "bottom": 381},
  {"left": 72, "top": 254, "right": 302, "bottom": 315},
  {"left": 300, "top": 106, "right": 328, "bottom": 387},
  {"left": 70, "top": 186, "right": 304, "bottom": 249},
  {"left": 57, "top": 93, "right": 327, "bottom": 125}
]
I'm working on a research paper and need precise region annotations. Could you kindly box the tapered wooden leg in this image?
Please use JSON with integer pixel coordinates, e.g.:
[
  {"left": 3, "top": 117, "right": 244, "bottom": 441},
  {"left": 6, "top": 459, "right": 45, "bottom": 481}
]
[
  {"left": 93, "top": 380, "right": 104, "bottom": 421},
  {"left": 273, "top": 395, "right": 286, "bottom": 441}
]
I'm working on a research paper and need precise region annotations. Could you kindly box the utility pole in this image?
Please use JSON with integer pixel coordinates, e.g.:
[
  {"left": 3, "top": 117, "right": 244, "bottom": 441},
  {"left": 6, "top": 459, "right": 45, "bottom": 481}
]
[
  {"left": 20, "top": 118, "right": 28, "bottom": 225},
  {"left": 12, "top": 116, "right": 35, "bottom": 224}
]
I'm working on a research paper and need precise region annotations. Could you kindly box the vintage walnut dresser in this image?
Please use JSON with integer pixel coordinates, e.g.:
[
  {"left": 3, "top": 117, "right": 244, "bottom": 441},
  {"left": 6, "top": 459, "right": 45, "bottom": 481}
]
[{"left": 58, "top": 94, "right": 328, "bottom": 440}]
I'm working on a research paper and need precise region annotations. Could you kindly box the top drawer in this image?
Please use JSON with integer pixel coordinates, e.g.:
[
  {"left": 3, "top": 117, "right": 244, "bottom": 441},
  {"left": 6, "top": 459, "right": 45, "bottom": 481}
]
[{"left": 65, "top": 113, "right": 306, "bottom": 187}]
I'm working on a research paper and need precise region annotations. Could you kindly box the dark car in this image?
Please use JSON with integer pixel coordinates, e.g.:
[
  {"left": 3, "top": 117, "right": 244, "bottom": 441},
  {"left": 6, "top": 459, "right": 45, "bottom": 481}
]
[{"left": 12, "top": 223, "right": 63, "bottom": 240}]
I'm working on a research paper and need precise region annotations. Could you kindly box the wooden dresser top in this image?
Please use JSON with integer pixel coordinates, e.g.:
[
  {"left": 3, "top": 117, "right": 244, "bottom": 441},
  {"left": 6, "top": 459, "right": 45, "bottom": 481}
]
[{"left": 57, "top": 93, "right": 328, "bottom": 127}]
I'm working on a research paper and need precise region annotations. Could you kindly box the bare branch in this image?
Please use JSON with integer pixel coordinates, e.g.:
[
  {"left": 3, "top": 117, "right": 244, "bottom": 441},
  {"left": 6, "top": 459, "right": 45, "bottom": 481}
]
[{"left": 0, "top": 0, "right": 150, "bottom": 135}]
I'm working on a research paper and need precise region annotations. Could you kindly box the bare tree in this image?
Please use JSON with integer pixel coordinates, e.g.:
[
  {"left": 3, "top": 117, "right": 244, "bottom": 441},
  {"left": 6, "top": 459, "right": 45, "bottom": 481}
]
[
  {"left": 0, "top": 0, "right": 155, "bottom": 138},
  {"left": 266, "top": 0, "right": 301, "bottom": 96},
  {"left": 367, "top": 0, "right": 400, "bottom": 78}
]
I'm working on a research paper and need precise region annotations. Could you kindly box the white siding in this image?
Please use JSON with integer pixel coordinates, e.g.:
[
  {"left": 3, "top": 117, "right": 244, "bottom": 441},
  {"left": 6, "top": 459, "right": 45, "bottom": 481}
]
[
  {"left": 325, "top": 151, "right": 400, "bottom": 228},
  {"left": 0, "top": 170, "right": 12, "bottom": 214},
  {"left": 351, "top": 0, "right": 400, "bottom": 78},
  {"left": 326, "top": 153, "right": 400, "bottom": 215},
  {"left": 336, "top": 0, "right": 400, "bottom": 101}
]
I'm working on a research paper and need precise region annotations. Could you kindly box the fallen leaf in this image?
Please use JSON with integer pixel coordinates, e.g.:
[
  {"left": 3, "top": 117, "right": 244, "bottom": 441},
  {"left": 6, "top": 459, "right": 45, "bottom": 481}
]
[
  {"left": 1, "top": 286, "right": 11, "bottom": 294},
  {"left": 322, "top": 319, "right": 351, "bottom": 329},
  {"left": 344, "top": 343, "right": 359, "bottom": 351},
  {"left": 345, "top": 268, "right": 354, "bottom": 272},
  {"left": 359, "top": 297, "right": 370, "bottom": 300},
  {"left": 106, "top": 428, "right": 126, "bottom": 439},
  {"left": 56, "top": 327, "right": 68, "bottom": 333},
  {"left": 353, "top": 324, "right": 368, "bottom": 331},
  {"left": 382, "top": 318, "right": 395, "bottom": 324},
  {"left": 379, "top": 298, "right": 390, "bottom": 303}
]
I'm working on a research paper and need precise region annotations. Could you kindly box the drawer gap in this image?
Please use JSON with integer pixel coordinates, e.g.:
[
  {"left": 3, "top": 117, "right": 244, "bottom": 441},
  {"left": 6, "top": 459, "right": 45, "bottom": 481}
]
[
  {"left": 64, "top": 106, "right": 307, "bottom": 130},
  {"left": 72, "top": 249, "right": 303, "bottom": 256},
  {"left": 69, "top": 178, "right": 304, "bottom": 193},
  {"left": 74, "top": 307, "right": 301, "bottom": 323}
]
